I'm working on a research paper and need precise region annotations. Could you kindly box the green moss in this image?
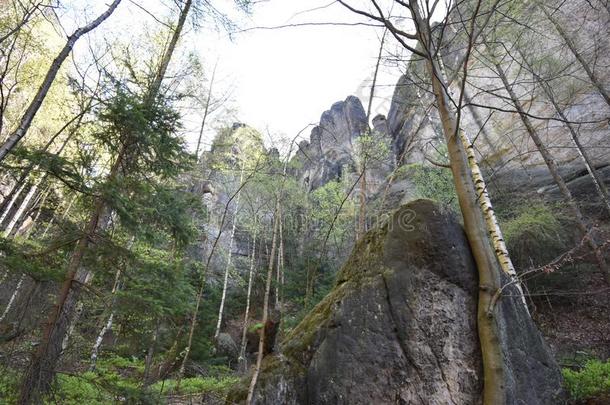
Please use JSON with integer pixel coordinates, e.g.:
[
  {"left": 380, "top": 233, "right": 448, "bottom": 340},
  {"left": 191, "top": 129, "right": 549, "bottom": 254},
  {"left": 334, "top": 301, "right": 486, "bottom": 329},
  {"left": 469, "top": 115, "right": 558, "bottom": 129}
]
[
  {"left": 282, "top": 212, "right": 395, "bottom": 362},
  {"left": 500, "top": 200, "right": 567, "bottom": 268},
  {"left": 562, "top": 359, "right": 610, "bottom": 400}
]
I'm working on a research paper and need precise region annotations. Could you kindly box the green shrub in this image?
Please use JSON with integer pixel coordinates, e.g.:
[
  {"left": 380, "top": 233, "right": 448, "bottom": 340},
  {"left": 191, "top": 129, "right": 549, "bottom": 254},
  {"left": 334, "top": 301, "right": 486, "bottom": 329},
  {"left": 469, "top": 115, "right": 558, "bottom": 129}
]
[
  {"left": 0, "top": 367, "right": 19, "bottom": 403},
  {"left": 397, "top": 164, "right": 458, "bottom": 210},
  {"left": 562, "top": 359, "right": 610, "bottom": 400},
  {"left": 50, "top": 373, "right": 112, "bottom": 405},
  {"left": 150, "top": 376, "right": 240, "bottom": 396},
  {"left": 501, "top": 201, "right": 567, "bottom": 269}
]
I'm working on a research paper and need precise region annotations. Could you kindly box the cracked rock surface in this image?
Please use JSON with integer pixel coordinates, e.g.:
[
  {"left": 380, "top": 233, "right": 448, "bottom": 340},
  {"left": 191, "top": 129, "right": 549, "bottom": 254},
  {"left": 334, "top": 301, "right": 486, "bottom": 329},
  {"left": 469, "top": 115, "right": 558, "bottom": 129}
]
[{"left": 227, "top": 199, "right": 562, "bottom": 404}]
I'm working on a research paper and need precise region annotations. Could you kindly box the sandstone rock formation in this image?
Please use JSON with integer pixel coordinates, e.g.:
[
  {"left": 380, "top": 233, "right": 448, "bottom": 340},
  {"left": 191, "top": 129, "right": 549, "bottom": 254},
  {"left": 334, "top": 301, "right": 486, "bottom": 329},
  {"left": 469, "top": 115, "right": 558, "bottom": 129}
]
[
  {"left": 291, "top": 96, "right": 369, "bottom": 191},
  {"left": 228, "top": 200, "right": 563, "bottom": 404}
]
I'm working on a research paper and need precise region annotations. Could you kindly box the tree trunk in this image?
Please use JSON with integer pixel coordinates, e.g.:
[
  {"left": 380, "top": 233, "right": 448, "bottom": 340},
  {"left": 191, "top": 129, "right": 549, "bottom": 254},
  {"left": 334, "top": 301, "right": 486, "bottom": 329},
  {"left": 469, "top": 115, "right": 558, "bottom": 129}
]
[
  {"left": 408, "top": 3, "right": 507, "bottom": 403},
  {"left": 18, "top": 151, "right": 123, "bottom": 404},
  {"left": 275, "top": 205, "right": 284, "bottom": 310},
  {"left": 495, "top": 61, "right": 609, "bottom": 283},
  {"left": 246, "top": 199, "right": 280, "bottom": 405},
  {"left": 89, "top": 265, "right": 123, "bottom": 370},
  {"left": 214, "top": 163, "right": 245, "bottom": 339},
  {"left": 143, "top": 318, "right": 161, "bottom": 387},
  {"left": 3, "top": 178, "right": 40, "bottom": 236},
  {"left": 518, "top": 49, "right": 610, "bottom": 215},
  {"left": 19, "top": 185, "right": 50, "bottom": 237},
  {"left": 148, "top": 0, "right": 192, "bottom": 99},
  {"left": 538, "top": 2, "right": 610, "bottom": 106},
  {"left": 0, "top": 182, "right": 26, "bottom": 227},
  {"left": 195, "top": 59, "right": 218, "bottom": 160},
  {"left": 357, "top": 166, "right": 367, "bottom": 239},
  {"left": 239, "top": 227, "right": 258, "bottom": 373},
  {"left": 0, "top": 0, "right": 122, "bottom": 162},
  {"left": 0, "top": 274, "right": 25, "bottom": 323}
]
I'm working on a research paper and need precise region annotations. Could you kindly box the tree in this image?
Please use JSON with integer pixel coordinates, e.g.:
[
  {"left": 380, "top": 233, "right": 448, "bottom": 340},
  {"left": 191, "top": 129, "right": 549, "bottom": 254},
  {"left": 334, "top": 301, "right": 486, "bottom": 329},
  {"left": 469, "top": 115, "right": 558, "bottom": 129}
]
[
  {"left": 0, "top": 0, "right": 122, "bottom": 162},
  {"left": 336, "top": 1, "right": 537, "bottom": 403},
  {"left": 18, "top": 83, "right": 195, "bottom": 403},
  {"left": 483, "top": 41, "right": 609, "bottom": 284}
]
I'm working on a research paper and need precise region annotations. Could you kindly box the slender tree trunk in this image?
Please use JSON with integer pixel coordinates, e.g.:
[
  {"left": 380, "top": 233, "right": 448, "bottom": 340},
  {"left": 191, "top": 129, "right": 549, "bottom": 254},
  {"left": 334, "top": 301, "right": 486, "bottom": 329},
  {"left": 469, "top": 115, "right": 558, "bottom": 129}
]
[
  {"left": 214, "top": 164, "right": 245, "bottom": 339},
  {"left": 246, "top": 199, "right": 280, "bottom": 405},
  {"left": 437, "top": 58, "right": 523, "bottom": 291},
  {"left": 495, "top": 61, "right": 609, "bottom": 283},
  {"left": 0, "top": 182, "right": 26, "bottom": 226},
  {"left": 143, "top": 318, "right": 160, "bottom": 387},
  {"left": 195, "top": 59, "right": 218, "bottom": 160},
  {"left": 148, "top": 0, "right": 192, "bottom": 99},
  {"left": 19, "top": 185, "right": 50, "bottom": 237},
  {"left": 275, "top": 207, "right": 284, "bottom": 311},
  {"left": 89, "top": 266, "right": 123, "bottom": 370},
  {"left": 518, "top": 49, "right": 610, "bottom": 215},
  {"left": 0, "top": 0, "right": 122, "bottom": 162},
  {"left": 357, "top": 166, "right": 367, "bottom": 239},
  {"left": 538, "top": 2, "right": 610, "bottom": 106},
  {"left": 408, "top": 3, "right": 507, "bottom": 403},
  {"left": 238, "top": 227, "right": 258, "bottom": 372},
  {"left": 0, "top": 274, "right": 25, "bottom": 323},
  {"left": 3, "top": 178, "right": 40, "bottom": 236}
]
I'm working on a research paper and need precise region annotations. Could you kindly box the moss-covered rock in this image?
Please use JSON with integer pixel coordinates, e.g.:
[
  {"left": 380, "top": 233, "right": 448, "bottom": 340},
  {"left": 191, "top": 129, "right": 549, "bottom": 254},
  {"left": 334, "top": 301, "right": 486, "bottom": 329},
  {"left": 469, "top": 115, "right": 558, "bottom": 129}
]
[
  {"left": 228, "top": 200, "right": 481, "bottom": 404},
  {"left": 228, "top": 199, "right": 563, "bottom": 404}
]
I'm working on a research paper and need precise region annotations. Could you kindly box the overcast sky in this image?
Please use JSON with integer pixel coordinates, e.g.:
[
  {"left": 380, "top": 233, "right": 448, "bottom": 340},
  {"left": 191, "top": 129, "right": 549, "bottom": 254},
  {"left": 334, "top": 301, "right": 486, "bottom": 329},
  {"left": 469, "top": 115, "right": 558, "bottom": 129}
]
[{"left": 65, "top": 0, "right": 407, "bottom": 151}]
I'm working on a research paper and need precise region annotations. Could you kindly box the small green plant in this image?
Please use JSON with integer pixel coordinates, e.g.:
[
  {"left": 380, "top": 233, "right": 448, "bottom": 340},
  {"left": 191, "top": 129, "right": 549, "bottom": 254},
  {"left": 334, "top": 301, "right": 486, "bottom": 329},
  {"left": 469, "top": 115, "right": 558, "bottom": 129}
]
[
  {"left": 562, "top": 359, "right": 610, "bottom": 400},
  {"left": 248, "top": 322, "right": 264, "bottom": 333}
]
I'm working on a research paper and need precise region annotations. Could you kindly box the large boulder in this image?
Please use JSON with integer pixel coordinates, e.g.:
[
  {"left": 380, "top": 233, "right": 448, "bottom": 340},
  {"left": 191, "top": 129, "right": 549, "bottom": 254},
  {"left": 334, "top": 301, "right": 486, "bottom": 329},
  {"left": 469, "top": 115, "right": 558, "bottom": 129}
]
[{"left": 228, "top": 200, "right": 563, "bottom": 404}]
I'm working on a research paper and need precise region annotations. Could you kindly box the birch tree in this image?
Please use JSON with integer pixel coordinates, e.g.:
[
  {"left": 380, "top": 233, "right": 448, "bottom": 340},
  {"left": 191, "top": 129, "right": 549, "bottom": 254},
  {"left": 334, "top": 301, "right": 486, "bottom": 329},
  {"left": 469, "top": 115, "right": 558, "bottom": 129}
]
[
  {"left": 337, "top": 1, "right": 534, "bottom": 402},
  {"left": 0, "top": 0, "right": 122, "bottom": 162}
]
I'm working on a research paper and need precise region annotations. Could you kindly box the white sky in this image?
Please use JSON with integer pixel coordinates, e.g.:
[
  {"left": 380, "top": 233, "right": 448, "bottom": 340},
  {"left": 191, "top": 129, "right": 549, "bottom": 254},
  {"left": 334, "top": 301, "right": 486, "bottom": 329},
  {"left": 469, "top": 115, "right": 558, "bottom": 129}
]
[{"left": 64, "top": 0, "right": 408, "bottom": 151}]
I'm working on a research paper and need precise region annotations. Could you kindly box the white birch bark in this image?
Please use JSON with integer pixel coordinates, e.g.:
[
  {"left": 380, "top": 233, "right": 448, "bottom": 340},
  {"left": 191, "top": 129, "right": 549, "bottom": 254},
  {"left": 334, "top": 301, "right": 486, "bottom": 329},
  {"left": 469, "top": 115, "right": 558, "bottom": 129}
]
[
  {"left": 0, "top": 273, "right": 25, "bottom": 323},
  {"left": 3, "top": 179, "right": 40, "bottom": 236},
  {"left": 214, "top": 163, "right": 245, "bottom": 339},
  {"left": 0, "top": 181, "right": 26, "bottom": 225},
  {"left": 89, "top": 264, "right": 123, "bottom": 370},
  {"left": 238, "top": 226, "right": 257, "bottom": 372}
]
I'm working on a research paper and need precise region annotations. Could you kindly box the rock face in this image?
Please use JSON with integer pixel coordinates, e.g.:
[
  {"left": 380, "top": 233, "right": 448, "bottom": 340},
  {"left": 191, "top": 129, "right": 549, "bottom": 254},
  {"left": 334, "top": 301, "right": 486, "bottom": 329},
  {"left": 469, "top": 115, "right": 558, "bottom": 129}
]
[
  {"left": 291, "top": 96, "right": 369, "bottom": 191},
  {"left": 228, "top": 200, "right": 563, "bottom": 404}
]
